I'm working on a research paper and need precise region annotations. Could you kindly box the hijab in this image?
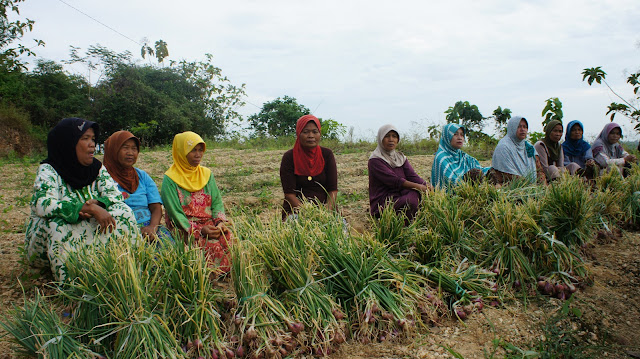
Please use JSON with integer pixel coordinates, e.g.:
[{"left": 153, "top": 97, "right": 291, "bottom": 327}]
[
  {"left": 491, "top": 116, "right": 537, "bottom": 179},
  {"left": 164, "top": 131, "right": 211, "bottom": 192},
  {"left": 42, "top": 117, "right": 102, "bottom": 190},
  {"left": 541, "top": 119, "right": 563, "bottom": 163},
  {"left": 592, "top": 122, "right": 625, "bottom": 160},
  {"left": 293, "top": 115, "right": 325, "bottom": 177},
  {"left": 431, "top": 123, "right": 484, "bottom": 188},
  {"left": 369, "top": 124, "right": 407, "bottom": 168},
  {"left": 561, "top": 120, "right": 591, "bottom": 157},
  {"left": 103, "top": 131, "right": 140, "bottom": 194}
]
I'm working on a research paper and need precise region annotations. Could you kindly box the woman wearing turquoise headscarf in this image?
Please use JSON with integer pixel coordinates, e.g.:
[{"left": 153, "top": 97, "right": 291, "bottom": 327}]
[
  {"left": 489, "top": 116, "right": 547, "bottom": 185},
  {"left": 431, "top": 123, "right": 490, "bottom": 189},
  {"left": 561, "top": 120, "right": 596, "bottom": 178}
]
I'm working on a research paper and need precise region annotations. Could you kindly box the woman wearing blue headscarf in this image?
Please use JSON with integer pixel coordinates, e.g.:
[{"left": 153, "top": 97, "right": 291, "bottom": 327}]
[
  {"left": 431, "top": 123, "right": 490, "bottom": 189},
  {"left": 561, "top": 120, "right": 596, "bottom": 178},
  {"left": 489, "top": 116, "right": 547, "bottom": 185}
]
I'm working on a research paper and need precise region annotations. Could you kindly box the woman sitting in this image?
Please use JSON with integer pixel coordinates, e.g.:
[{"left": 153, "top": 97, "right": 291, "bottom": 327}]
[
  {"left": 489, "top": 116, "right": 547, "bottom": 185},
  {"left": 279, "top": 115, "right": 338, "bottom": 219},
  {"left": 431, "top": 123, "right": 490, "bottom": 189},
  {"left": 591, "top": 123, "right": 636, "bottom": 177},
  {"left": 161, "top": 131, "right": 232, "bottom": 273},
  {"left": 534, "top": 120, "right": 579, "bottom": 181},
  {"left": 103, "top": 131, "right": 172, "bottom": 242},
  {"left": 368, "top": 124, "right": 429, "bottom": 220},
  {"left": 25, "top": 118, "right": 139, "bottom": 281},
  {"left": 561, "top": 120, "right": 597, "bottom": 178}
]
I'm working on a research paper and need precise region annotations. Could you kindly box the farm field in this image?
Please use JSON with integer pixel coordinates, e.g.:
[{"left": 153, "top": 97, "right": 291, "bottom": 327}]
[{"left": 0, "top": 147, "right": 639, "bottom": 358}]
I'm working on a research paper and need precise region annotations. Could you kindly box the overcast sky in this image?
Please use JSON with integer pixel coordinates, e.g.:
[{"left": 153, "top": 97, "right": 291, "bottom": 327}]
[{"left": 14, "top": 0, "right": 640, "bottom": 141}]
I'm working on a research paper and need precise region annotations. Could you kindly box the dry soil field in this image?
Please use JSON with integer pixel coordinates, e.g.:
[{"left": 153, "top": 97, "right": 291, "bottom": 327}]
[{"left": 0, "top": 147, "right": 638, "bottom": 358}]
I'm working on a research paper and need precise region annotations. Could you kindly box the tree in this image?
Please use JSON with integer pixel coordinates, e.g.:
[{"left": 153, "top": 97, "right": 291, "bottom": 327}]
[
  {"left": 141, "top": 38, "right": 169, "bottom": 64},
  {"left": 0, "top": 0, "right": 44, "bottom": 71},
  {"left": 444, "top": 101, "right": 486, "bottom": 142},
  {"left": 491, "top": 106, "right": 511, "bottom": 136},
  {"left": 248, "top": 96, "right": 311, "bottom": 137},
  {"left": 319, "top": 118, "right": 346, "bottom": 140},
  {"left": 582, "top": 66, "right": 640, "bottom": 128},
  {"left": 541, "top": 97, "right": 563, "bottom": 128},
  {"left": 65, "top": 46, "right": 246, "bottom": 145}
]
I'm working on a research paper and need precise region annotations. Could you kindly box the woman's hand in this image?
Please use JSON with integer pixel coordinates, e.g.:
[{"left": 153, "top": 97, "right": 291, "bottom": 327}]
[
  {"left": 141, "top": 224, "right": 158, "bottom": 240},
  {"left": 79, "top": 199, "right": 99, "bottom": 219},
  {"left": 201, "top": 225, "right": 222, "bottom": 239},
  {"left": 624, "top": 154, "right": 637, "bottom": 164},
  {"left": 585, "top": 159, "right": 596, "bottom": 167},
  {"left": 92, "top": 206, "right": 116, "bottom": 233}
]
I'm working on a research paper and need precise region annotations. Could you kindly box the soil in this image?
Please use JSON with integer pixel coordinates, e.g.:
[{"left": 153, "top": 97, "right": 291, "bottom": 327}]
[{"left": 0, "top": 147, "right": 638, "bottom": 358}]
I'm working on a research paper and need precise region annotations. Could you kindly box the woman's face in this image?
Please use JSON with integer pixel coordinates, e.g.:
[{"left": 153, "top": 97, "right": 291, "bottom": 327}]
[
  {"left": 186, "top": 143, "right": 205, "bottom": 167},
  {"left": 299, "top": 121, "right": 321, "bottom": 149},
  {"left": 381, "top": 131, "right": 399, "bottom": 151},
  {"left": 549, "top": 124, "right": 563, "bottom": 143},
  {"left": 117, "top": 138, "right": 139, "bottom": 168},
  {"left": 76, "top": 128, "right": 96, "bottom": 166},
  {"left": 569, "top": 124, "right": 583, "bottom": 140},
  {"left": 450, "top": 128, "right": 465, "bottom": 150},
  {"left": 608, "top": 128, "right": 622, "bottom": 144},
  {"left": 516, "top": 119, "right": 528, "bottom": 140}
]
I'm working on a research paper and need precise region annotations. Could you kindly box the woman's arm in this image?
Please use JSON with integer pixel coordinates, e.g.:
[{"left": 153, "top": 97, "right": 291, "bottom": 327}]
[
  {"left": 535, "top": 155, "right": 548, "bottom": 185},
  {"left": 280, "top": 150, "right": 302, "bottom": 209},
  {"left": 32, "top": 164, "right": 84, "bottom": 223},
  {"left": 160, "top": 176, "right": 191, "bottom": 232},
  {"left": 141, "top": 202, "right": 163, "bottom": 238}
]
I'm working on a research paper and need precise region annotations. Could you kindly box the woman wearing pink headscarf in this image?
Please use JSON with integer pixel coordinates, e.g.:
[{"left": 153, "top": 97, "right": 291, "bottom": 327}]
[
  {"left": 279, "top": 115, "right": 338, "bottom": 219},
  {"left": 591, "top": 122, "right": 636, "bottom": 176}
]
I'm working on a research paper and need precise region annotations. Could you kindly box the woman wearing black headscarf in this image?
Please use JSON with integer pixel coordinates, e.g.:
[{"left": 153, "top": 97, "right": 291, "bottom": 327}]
[{"left": 25, "top": 118, "right": 139, "bottom": 280}]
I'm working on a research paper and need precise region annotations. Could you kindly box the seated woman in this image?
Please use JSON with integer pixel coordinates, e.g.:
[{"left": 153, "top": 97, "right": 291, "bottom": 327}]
[
  {"left": 103, "top": 131, "right": 172, "bottom": 242},
  {"left": 25, "top": 118, "right": 139, "bottom": 281},
  {"left": 368, "top": 124, "right": 429, "bottom": 220},
  {"left": 489, "top": 116, "right": 547, "bottom": 185},
  {"left": 431, "top": 123, "right": 490, "bottom": 189},
  {"left": 534, "top": 120, "right": 579, "bottom": 181},
  {"left": 161, "top": 131, "right": 232, "bottom": 273},
  {"left": 591, "top": 122, "right": 636, "bottom": 176},
  {"left": 561, "top": 120, "right": 597, "bottom": 178},
  {"left": 279, "top": 114, "right": 338, "bottom": 219}
]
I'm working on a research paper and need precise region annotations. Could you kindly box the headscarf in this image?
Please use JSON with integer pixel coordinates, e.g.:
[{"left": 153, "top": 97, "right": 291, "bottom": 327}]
[
  {"left": 369, "top": 124, "right": 407, "bottom": 168},
  {"left": 293, "top": 115, "right": 325, "bottom": 177},
  {"left": 491, "top": 116, "right": 537, "bottom": 179},
  {"left": 561, "top": 120, "right": 591, "bottom": 157},
  {"left": 431, "top": 123, "right": 485, "bottom": 188},
  {"left": 591, "top": 122, "right": 625, "bottom": 160},
  {"left": 541, "top": 119, "right": 563, "bottom": 163},
  {"left": 103, "top": 131, "right": 140, "bottom": 194},
  {"left": 164, "top": 131, "right": 211, "bottom": 192},
  {"left": 41, "top": 117, "right": 102, "bottom": 190}
]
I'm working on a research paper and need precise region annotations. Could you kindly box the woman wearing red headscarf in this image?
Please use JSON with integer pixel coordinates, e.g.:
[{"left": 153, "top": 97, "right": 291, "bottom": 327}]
[{"left": 279, "top": 115, "right": 338, "bottom": 219}]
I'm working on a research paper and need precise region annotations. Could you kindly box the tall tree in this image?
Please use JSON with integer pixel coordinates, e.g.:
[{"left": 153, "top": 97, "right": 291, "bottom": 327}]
[
  {"left": 248, "top": 96, "right": 311, "bottom": 137},
  {"left": 444, "top": 100, "right": 486, "bottom": 142},
  {"left": 0, "top": 0, "right": 44, "bottom": 71},
  {"left": 582, "top": 66, "right": 640, "bottom": 128}
]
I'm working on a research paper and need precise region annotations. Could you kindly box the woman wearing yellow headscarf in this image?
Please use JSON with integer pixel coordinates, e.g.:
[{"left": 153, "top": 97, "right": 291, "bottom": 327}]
[{"left": 161, "top": 131, "right": 232, "bottom": 273}]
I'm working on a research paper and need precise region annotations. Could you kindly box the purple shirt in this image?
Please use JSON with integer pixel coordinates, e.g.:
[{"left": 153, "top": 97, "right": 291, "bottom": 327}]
[{"left": 368, "top": 157, "right": 426, "bottom": 216}]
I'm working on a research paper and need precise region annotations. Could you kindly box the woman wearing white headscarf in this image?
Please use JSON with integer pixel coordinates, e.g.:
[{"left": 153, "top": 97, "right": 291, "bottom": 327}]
[
  {"left": 368, "top": 124, "right": 429, "bottom": 220},
  {"left": 489, "top": 116, "right": 547, "bottom": 185}
]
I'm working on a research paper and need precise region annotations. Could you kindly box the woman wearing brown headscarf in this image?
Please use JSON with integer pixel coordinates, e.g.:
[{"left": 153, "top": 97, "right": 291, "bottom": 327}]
[
  {"left": 104, "top": 131, "right": 172, "bottom": 242},
  {"left": 534, "top": 120, "right": 576, "bottom": 181}
]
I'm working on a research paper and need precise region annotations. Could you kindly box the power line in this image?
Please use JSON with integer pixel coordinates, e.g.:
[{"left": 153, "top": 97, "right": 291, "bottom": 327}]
[{"left": 56, "top": 0, "right": 143, "bottom": 47}]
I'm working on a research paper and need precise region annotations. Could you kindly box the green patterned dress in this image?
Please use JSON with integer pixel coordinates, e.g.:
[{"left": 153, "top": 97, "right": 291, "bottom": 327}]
[{"left": 25, "top": 164, "right": 140, "bottom": 280}]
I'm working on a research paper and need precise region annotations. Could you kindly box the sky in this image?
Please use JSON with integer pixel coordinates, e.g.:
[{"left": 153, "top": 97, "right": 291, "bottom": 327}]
[{"left": 13, "top": 0, "right": 640, "bottom": 141}]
